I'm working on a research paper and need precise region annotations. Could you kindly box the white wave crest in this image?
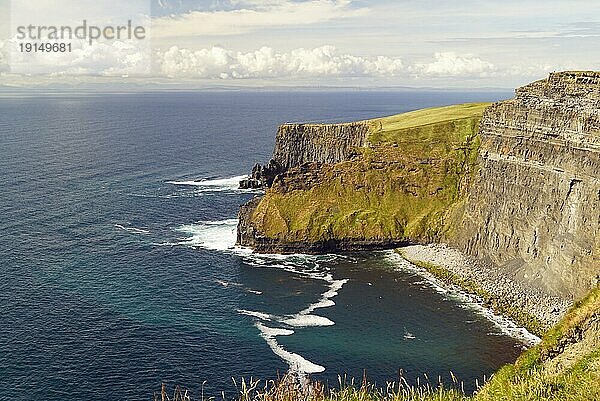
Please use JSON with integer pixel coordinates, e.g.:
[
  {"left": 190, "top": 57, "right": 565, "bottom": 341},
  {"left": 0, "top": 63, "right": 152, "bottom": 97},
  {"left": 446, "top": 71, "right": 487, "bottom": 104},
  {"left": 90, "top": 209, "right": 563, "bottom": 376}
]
[
  {"left": 300, "top": 278, "right": 348, "bottom": 315},
  {"left": 256, "top": 323, "right": 295, "bottom": 337},
  {"left": 256, "top": 322, "right": 325, "bottom": 375},
  {"left": 167, "top": 175, "right": 260, "bottom": 193},
  {"left": 114, "top": 224, "right": 150, "bottom": 235},
  {"left": 282, "top": 314, "right": 335, "bottom": 327},
  {"left": 238, "top": 309, "right": 274, "bottom": 321},
  {"left": 175, "top": 219, "right": 238, "bottom": 251}
]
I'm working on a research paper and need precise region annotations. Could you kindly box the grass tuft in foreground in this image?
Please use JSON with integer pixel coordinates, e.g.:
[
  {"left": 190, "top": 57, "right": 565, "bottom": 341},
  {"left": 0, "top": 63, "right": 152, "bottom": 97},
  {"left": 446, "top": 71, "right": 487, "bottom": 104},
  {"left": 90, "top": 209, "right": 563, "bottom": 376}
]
[
  {"left": 159, "top": 373, "right": 470, "bottom": 401},
  {"left": 154, "top": 383, "right": 192, "bottom": 401}
]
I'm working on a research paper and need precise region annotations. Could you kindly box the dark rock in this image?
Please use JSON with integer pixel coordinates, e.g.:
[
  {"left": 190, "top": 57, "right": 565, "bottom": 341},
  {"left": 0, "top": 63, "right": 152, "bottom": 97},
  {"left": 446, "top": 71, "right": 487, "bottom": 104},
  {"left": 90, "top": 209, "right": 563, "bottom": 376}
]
[
  {"left": 239, "top": 159, "right": 283, "bottom": 189},
  {"left": 238, "top": 121, "right": 369, "bottom": 190}
]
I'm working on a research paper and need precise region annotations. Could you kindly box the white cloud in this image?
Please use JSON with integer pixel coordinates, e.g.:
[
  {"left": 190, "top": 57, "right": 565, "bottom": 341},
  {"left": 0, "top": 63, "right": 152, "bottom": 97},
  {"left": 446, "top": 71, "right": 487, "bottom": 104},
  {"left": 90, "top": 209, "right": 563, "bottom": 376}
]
[
  {"left": 0, "top": 37, "right": 584, "bottom": 88},
  {"left": 4, "top": 0, "right": 151, "bottom": 76},
  {"left": 158, "top": 45, "right": 405, "bottom": 79},
  {"left": 152, "top": 0, "right": 369, "bottom": 37},
  {"left": 416, "top": 52, "right": 496, "bottom": 77}
]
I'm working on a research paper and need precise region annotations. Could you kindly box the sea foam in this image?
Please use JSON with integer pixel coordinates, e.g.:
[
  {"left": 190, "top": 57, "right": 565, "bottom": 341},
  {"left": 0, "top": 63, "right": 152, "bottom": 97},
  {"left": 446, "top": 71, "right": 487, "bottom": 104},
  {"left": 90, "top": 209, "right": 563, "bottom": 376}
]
[
  {"left": 175, "top": 219, "right": 238, "bottom": 251},
  {"left": 236, "top": 256, "right": 348, "bottom": 374},
  {"left": 384, "top": 251, "right": 541, "bottom": 347},
  {"left": 256, "top": 322, "right": 325, "bottom": 374},
  {"left": 281, "top": 314, "right": 335, "bottom": 327},
  {"left": 166, "top": 175, "right": 261, "bottom": 193},
  {"left": 173, "top": 217, "right": 348, "bottom": 375}
]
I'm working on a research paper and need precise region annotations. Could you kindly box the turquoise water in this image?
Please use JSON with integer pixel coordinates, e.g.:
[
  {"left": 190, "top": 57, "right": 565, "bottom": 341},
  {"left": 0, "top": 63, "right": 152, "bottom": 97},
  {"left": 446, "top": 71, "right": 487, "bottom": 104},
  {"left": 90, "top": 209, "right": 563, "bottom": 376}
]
[{"left": 0, "top": 91, "right": 525, "bottom": 400}]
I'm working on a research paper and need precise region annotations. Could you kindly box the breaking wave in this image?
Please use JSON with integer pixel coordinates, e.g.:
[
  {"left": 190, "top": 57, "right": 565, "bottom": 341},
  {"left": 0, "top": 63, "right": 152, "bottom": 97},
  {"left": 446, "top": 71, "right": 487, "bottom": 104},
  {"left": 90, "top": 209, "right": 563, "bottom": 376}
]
[
  {"left": 168, "top": 218, "right": 348, "bottom": 375},
  {"left": 166, "top": 175, "right": 261, "bottom": 194},
  {"left": 114, "top": 224, "right": 150, "bottom": 235},
  {"left": 174, "top": 219, "right": 238, "bottom": 251}
]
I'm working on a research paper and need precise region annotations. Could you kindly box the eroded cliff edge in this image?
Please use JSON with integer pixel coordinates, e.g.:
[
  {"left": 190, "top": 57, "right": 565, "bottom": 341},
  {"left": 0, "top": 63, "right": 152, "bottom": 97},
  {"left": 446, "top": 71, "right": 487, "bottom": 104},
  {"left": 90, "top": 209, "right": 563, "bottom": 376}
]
[
  {"left": 237, "top": 72, "right": 600, "bottom": 323},
  {"left": 239, "top": 122, "right": 370, "bottom": 189},
  {"left": 453, "top": 72, "right": 600, "bottom": 301}
]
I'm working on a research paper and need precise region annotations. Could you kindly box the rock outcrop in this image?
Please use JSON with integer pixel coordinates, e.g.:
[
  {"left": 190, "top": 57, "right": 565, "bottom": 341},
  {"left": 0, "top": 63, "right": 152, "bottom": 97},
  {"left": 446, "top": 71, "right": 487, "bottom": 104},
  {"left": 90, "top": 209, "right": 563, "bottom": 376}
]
[
  {"left": 239, "top": 160, "right": 283, "bottom": 189},
  {"left": 453, "top": 71, "right": 600, "bottom": 300},
  {"left": 239, "top": 122, "right": 369, "bottom": 188},
  {"left": 237, "top": 103, "right": 485, "bottom": 253}
]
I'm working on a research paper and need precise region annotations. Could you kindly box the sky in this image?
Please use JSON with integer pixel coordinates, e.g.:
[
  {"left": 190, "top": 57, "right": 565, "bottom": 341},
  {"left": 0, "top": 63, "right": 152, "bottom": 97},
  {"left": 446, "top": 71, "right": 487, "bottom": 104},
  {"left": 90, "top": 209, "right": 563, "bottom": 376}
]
[{"left": 1, "top": 0, "right": 600, "bottom": 90}]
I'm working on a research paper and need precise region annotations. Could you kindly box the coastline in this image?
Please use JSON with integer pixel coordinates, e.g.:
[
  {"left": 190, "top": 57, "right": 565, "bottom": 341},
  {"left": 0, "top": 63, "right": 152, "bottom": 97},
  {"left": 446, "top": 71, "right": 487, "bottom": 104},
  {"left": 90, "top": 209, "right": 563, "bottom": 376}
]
[
  {"left": 384, "top": 251, "right": 541, "bottom": 348},
  {"left": 395, "top": 244, "right": 573, "bottom": 337}
]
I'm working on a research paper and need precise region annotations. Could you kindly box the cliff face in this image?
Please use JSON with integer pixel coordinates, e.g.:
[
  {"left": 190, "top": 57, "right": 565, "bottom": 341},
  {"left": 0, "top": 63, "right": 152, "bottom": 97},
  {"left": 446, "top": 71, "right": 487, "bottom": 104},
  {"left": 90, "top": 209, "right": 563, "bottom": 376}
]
[
  {"left": 237, "top": 72, "right": 600, "bottom": 303},
  {"left": 272, "top": 122, "right": 370, "bottom": 169},
  {"left": 233, "top": 74, "right": 600, "bottom": 398},
  {"left": 239, "top": 122, "right": 369, "bottom": 188},
  {"left": 454, "top": 72, "right": 600, "bottom": 299}
]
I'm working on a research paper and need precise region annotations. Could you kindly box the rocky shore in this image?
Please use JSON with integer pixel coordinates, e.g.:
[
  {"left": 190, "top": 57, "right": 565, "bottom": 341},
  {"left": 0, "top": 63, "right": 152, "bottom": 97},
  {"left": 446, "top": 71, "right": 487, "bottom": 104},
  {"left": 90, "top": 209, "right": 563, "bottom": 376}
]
[{"left": 396, "top": 244, "right": 573, "bottom": 332}]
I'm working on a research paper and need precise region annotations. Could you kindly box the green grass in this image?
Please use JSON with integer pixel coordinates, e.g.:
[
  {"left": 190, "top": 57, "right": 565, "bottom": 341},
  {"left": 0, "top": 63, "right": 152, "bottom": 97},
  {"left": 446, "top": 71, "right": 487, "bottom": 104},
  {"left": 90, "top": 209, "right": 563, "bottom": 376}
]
[
  {"left": 368, "top": 103, "right": 490, "bottom": 144},
  {"left": 476, "top": 286, "right": 600, "bottom": 401},
  {"left": 250, "top": 103, "right": 487, "bottom": 244}
]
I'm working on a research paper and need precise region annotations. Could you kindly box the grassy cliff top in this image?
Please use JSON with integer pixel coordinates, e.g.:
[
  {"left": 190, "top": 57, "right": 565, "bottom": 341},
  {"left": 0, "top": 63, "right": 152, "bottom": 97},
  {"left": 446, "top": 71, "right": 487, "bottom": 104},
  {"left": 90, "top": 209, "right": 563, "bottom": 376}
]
[
  {"left": 248, "top": 102, "right": 487, "bottom": 245},
  {"left": 367, "top": 103, "right": 491, "bottom": 144}
]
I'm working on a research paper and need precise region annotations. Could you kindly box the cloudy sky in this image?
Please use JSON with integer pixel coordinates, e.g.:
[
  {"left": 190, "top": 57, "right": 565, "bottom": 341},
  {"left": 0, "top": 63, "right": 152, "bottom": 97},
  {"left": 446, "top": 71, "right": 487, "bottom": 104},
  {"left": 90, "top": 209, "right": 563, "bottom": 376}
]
[{"left": 1, "top": 0, "right": 600, "bottom": 89}]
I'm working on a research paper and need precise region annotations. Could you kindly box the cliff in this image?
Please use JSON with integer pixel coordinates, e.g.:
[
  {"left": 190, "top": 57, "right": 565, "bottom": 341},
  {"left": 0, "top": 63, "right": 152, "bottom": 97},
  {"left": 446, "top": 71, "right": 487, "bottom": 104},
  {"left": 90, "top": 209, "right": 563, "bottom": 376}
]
[
  {"left": 272, "top": 122, "right": 370, "bottom": 169},
  {"left": 454, "top": 71, "right": 600, "bottom": 300},
  {"left": 237, "top": 103, "right": 488, "bottom": 252},
  {"left": 237, "top": 71, "right": 600, "bottom": 316},
  {"left": 239, "top": 122, "right": 369, "bottom": 188}
]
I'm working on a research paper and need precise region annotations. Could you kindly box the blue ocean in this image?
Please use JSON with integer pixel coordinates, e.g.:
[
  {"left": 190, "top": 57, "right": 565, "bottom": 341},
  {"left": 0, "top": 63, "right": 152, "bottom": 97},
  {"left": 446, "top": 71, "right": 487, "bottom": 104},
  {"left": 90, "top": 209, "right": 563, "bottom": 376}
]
[{"left": 0, "top": 90, "right": 528, "bottom": 400}]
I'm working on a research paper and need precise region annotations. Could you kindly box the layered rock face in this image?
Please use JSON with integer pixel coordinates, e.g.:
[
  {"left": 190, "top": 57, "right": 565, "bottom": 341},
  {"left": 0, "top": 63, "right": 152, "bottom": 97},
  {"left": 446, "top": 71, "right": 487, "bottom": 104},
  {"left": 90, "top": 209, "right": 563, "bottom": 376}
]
[
  {"left": 454, "top": 72, "right": 600, "bottom": 299},
  {"left": 239, "top": 122, "right": 369, "bottom": 188},
  {"left": 271, "top": 122, "right": 369, "bottom": 169}
]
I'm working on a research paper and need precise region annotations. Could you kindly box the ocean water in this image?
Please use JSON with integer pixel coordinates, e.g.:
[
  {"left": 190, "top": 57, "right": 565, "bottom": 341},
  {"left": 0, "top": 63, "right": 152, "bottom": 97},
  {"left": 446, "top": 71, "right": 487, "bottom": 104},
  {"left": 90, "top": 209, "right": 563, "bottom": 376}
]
[{"left": 0, "top": 90, "right": 527, "bottom": 401}]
